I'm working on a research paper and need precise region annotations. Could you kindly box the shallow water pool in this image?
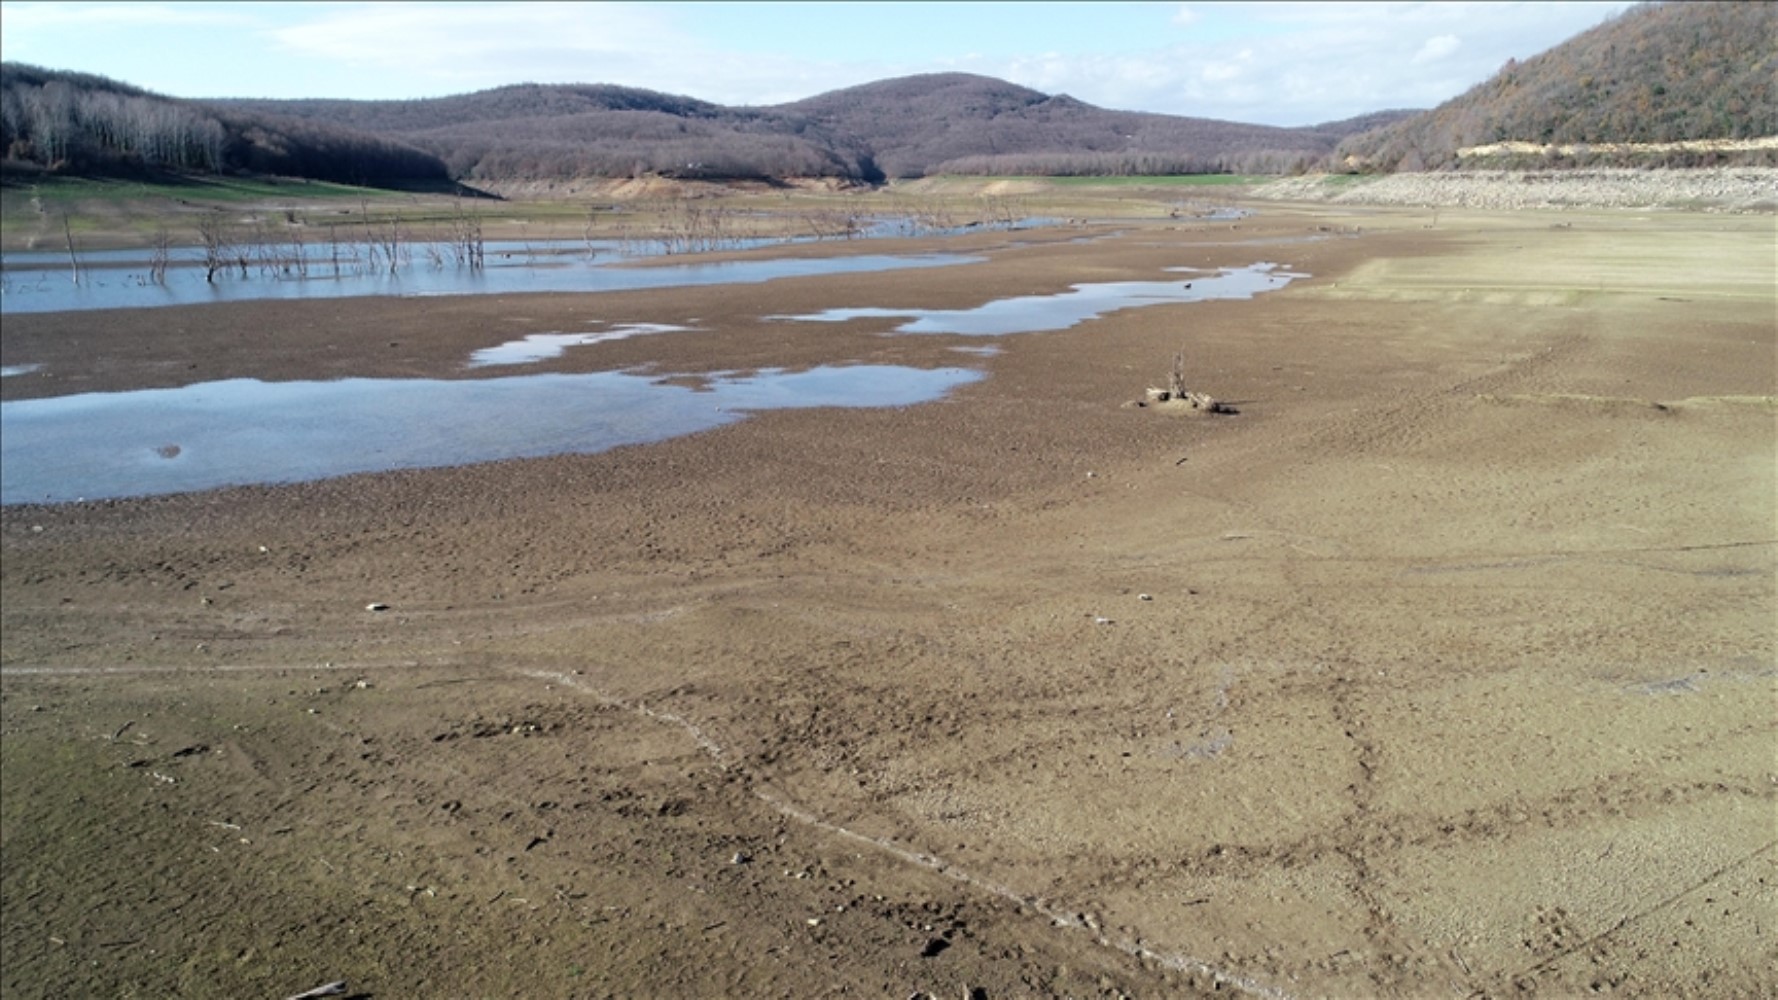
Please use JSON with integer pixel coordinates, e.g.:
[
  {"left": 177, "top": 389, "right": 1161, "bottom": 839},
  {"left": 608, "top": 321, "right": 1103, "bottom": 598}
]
[
  {"left": 0, "top": 365, "right": 983, "bottom": 504},
  {"left": 770, "top": 262, "right": 1303, "bottom": 336}
]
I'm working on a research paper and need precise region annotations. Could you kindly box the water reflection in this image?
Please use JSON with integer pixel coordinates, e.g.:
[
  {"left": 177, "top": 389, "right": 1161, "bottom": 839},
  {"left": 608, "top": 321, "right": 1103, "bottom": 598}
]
[
  {"left": 468, "top": 324, "right": 695, "bottom": 367},
  {"left": 0, "top": 365, "right": 983, "bottom": 504}
]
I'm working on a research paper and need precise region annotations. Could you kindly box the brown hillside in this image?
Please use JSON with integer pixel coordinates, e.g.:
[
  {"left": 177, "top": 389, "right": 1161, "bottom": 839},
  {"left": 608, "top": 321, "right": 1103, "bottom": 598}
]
[
  {"left": 1338, "top": 0, "right": 1777, "bottom": 171},
  {"left": 220, "top": 72, "right": 1412, "bottom": 183},
  {"left": 5, "top": 61, "right": 1417, "bottom": 185},
  {"left": 775, "top": 73, "right": 1402, "bottom": 178}
]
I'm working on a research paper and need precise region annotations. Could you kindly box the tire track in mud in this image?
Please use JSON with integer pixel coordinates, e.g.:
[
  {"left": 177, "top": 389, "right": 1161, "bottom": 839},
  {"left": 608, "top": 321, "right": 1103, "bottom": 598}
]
[
  {"left": 1493, "top": 839, "right": 1778, "bottom": 995},
  {"left": 1292, "top": 331, "right": 1597, "bottom": 462},
  {"left": 518, "top": 666, "right": 1300, "bottom": 1000},
  {"left": 1037, "top": 433, "right": 1772, "bottom": 990},
  {"left": 0, "top": 658, "right": 435, "bottom": 678},
  {"left": 1321, "top": 668, "right": 1430, "bottom": 991},
  {"left": 1019, "top": 444, "right": 1403, "bottom": 987},
  {"left": 1197, "top": 506, "right": 1422, "bottom": 990},
  {"left": 1085, "top": 678, "right": 1773, "bottom": 870},
  {"left": 1230, "top": 515, "right": 1430, "bottom": 989},
  {"left": 1053, "top": 311, "right": 1771, "bottom": 994},
  {"left": 1072, "top": 661, "right": 1775, "bottom": 993}
]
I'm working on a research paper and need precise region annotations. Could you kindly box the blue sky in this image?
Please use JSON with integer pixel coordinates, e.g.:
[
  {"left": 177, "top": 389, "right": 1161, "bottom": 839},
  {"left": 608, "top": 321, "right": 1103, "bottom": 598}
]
[{"left": 0, "top": 2, "right": 1633, "bottom": 126}]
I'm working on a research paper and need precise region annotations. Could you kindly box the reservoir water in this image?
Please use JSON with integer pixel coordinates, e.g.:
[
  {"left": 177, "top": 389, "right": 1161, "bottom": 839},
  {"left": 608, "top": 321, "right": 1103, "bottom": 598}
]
[{"left": 0, "top": 246, "right": 981, "bottom": 314}]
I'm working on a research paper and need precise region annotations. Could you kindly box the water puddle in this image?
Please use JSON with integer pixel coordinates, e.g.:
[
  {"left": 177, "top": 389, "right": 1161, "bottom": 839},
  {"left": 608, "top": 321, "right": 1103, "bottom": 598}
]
[
  {"left": 771, "top": 262, "right": 1302, "bottom": 336},
  {"left": 0, "top": 250, "right": 980, "bottom": 314},
  {"left": 1192, "top": 234, "right": 1345, "bottom": 247},
  {"left": 1, "top": 364, "right": 43, "bottom": 377},
  {"left": 1175, "top": 207, "right": 1251, "bottom": 222},
  {"left": 1630, "top": 673, "right": 1705, "bottom": 695},
  {"left": 854, "top": 216, "right": 1064, "bottom": 239},
  {"left": 0, "top": 365, "right": 983, "bottom": 504},
  {"left": 468, "top": 323, "right": 695, "bottom": 367}
]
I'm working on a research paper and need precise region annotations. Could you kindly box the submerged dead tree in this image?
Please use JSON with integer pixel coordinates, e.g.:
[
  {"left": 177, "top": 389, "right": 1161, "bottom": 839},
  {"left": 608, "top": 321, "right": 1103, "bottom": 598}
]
[
  {"left": 196, "top": 213, "right": 230, "bottom": 283},
  {"left": 60, "top": 211, "right": 81, "bottom": 286},
  {"left": 450, "top": 200, "right": 484, "bottom": 270},
  {"left": 147, "top": 226, "right": 172, "bottom": 284}
]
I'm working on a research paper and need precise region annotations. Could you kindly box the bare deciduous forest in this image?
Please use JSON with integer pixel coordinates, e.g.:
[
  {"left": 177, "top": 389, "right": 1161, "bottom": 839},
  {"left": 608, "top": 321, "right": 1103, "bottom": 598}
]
[{"left": 0, "top": 65, "right": 450, "bottom": 186}]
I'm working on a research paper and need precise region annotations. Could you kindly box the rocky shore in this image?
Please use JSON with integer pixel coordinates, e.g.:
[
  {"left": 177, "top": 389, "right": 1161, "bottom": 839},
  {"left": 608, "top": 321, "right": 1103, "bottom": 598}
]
[{"left": 1251, "top": 166, "right": 1778, "bottom": 213}]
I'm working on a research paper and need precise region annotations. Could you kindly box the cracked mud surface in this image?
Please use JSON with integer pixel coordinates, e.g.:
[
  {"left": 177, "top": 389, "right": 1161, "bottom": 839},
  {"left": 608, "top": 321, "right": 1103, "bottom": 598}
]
[{"left": 3, "top": 205, "right": 1774, "bottom": 998}]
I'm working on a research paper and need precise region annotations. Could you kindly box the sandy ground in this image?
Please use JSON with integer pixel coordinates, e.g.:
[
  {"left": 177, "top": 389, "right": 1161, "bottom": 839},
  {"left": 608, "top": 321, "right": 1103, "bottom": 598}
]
[{"left": 2, "top": 203, "right": 1774, "bottom": 999}]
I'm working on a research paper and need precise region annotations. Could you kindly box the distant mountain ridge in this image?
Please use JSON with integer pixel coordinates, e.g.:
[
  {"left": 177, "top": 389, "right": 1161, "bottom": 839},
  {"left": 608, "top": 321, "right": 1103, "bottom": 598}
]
[
  {"left": 6, "top": 63, "right": 1404, "bottom": 185},
  {"left": 1338, "top": 0, "right": 1777, "bottom": 170},
  {"left": 217, "top": 72, "right": 1406, "bottom": 183}
]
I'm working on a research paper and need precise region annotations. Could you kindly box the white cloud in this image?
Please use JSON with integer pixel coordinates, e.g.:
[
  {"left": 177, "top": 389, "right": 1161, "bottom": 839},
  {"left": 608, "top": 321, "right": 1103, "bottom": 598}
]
[
  {"left": 0, "top": 2, "right": 254, "bottom": 29},
  {"left": 1200, "top": 51, "right": 1252, "bottom": 84},
  {"left": 1412, "top": 34, "right": 1462, "bottom": 65},
  {"left": 1171, "top": 5, "right": 1201, "bottom": 28},
  {"left": 983, "top": 1, "right": 1634, "bottom": 125},
  {"left": 259, "top": 1, "right": 894, "bottom": 104},
  {"left": 272, "top": 3, "right": 662, "bottom": 60},
  {"left": 268, "top": 2, "right": 694, "bottom": 89}
]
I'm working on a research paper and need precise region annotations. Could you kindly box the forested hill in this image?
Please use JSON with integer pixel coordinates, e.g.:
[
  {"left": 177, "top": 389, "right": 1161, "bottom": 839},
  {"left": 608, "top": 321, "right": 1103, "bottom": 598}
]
[
  {"left": 4, "top": 61, "right": 1406, "bottom": 186},
  {"left": 0, "top": 64, "right": 451, "bottom": 185},
  {"left": 1338, "top": 1, "right": 1777, "bottom": 170},
  {"left": 243, "top": 82, "right": 866, "bottom": 182},
  {"left": 769, "top": 74, "right": 1410, "bottom": 178},
  {"left": 217, "top": 73, "right": 1409, "bottom": 182}
]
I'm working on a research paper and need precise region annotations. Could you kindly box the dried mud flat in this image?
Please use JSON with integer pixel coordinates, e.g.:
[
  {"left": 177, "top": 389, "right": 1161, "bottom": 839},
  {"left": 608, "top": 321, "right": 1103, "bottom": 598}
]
[{"left": 2, "top": 204, "right": 1774, "bottom": 999}]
